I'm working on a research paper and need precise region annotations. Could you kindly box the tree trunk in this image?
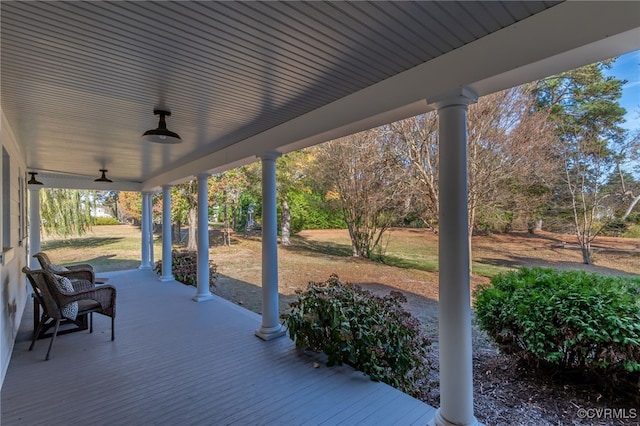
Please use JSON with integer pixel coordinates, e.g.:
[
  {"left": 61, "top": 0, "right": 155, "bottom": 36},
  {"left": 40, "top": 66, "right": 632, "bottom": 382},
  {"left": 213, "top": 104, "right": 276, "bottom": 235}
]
[
  {"left": 468, "top": 230, "right": 473, "bottom": 275},
  {"left": 114, "top": 193, "right": 120, "bottom": 222},
  {"left": 347, "top": 224, "right": 359, "bottom": 257},
  {"left": 468, "top": 206, "right": 476, "bottom": 276},
  {"left": 223, "top": 203, "right": 231, "bottom": 246},
  {"left": 187, "top": 207, "right": 197, "bottom": 251},
  {"left": 281, "top": 199, "right": 290, "bottom": 246},
  {"left": 622, "top": 194, "right": 640, "bottom": 221},
  {"left": 580, "top": 244, "right": 592, "bottom": 265},
  {"left": 173, "top": 221, "right": 180, "bottom": 242},
  {"left": 232, "top": 205, "right": 238, "bottom": 231}
]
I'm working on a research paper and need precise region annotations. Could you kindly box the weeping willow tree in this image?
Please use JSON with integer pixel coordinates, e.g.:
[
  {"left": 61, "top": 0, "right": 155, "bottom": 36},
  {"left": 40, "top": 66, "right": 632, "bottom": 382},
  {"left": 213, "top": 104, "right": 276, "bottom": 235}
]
[{"left": 39, "top": 189, "right": 95, "bottom": 237}]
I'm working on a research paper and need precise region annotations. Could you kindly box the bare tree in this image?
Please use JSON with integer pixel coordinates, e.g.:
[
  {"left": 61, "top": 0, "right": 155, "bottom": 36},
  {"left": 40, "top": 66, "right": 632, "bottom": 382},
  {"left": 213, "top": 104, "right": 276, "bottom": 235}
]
[
  {"left": 386, "top": 112, "right": 440, "bottom": 230},
  {"left": 479, "top": 86, "right": 559, "bottom": 233},
  {"left": 313, "top": 129, "right": 408, "bottom": 258},
  {"left": 467, "top": 86, "right": 557, "bottom": 243},
  {"left": 612, "top": 128, "right": 640, "bottom": 221},
  {"left": 390, "top": 86, "right": 557, "bottom": 273}
]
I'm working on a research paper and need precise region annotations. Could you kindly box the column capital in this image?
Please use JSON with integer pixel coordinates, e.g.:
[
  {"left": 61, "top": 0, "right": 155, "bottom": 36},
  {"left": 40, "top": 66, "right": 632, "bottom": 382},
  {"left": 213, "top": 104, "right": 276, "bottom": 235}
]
[
  {"left": 430, "top": 87, "right": 478, "bottom": 109},
  {"left": 258, "top": 150, "right": 282, "bottom": 161},
  {"left": 162, "top": 183, "right": 173, "bottom": 190},
  {"left": 196, "top": 172, "right": 210, "bottom": 181}
]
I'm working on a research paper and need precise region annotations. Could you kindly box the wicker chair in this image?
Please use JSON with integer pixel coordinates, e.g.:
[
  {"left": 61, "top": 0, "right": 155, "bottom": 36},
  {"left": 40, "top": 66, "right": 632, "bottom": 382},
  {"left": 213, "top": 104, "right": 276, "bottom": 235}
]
[
  {"left": 33, "top": 251, "right": 95, "bottom": 283},
  {"left": 22, "top": 267, "right": 116, "bottom": 360}
]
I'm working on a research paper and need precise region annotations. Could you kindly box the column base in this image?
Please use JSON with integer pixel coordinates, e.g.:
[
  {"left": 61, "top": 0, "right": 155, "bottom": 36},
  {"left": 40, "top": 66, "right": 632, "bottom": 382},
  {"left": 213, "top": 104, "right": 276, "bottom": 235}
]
[
  {"left": 139, "top": 264, "right": 152, "bottom": 270},
  {"left": 192, "top": 292, "right": 214, "bottom": 302},
  {"left": 159, "top": 275, "right": 175, "bottom": 282},
  {"left": 255, "top": 324, "right": 286, "bottom": 341},
  {"left": 428, "top": 408, "right": 483, "bottom": 426}
]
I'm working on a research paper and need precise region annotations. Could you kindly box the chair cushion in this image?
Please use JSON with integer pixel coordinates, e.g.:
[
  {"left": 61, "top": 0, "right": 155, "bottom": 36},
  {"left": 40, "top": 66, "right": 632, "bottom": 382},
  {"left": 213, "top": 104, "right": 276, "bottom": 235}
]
[
  {"left": 54, "top": 275, "right": 78, "bottom": 320},
  {"left": 49, "top": 264, "right": 70, "bottom": 273}
]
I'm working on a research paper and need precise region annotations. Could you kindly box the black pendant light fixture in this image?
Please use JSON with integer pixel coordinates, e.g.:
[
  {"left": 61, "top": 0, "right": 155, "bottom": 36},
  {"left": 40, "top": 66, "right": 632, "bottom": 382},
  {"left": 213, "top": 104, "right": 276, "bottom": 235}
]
[
  {"left": 141, "top": 109, "right": 182, "bottom": 144},
  {"left": 94, "top": 169, "right": 113, "bottom": 183},
  {"left": 27, "top": 172, "right": 43, "bottom": 185}
]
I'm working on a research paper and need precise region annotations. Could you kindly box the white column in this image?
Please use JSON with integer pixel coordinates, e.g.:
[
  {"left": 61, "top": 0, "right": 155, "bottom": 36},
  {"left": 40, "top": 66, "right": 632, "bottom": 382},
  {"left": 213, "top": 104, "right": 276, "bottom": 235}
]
[
  {"left": 28, "top": 187, "right": 41, "bottom": 269},
  {"left": 430, "top": 88, "right": 481, "bottom": 426},
  {"left": 256, "top": 151, "right": 285, "bottom": 340},
  {"left": 139, "top": 192, "right": 151, "bottom": 270},
  {"left": 160, "top": 185, "right": 174, "bottom": 282},
  {"left": 148, "top": 193, "right": 155, "bottom": 267},
  {"left": 193, "top": 173, "right": 213, "bottom": 302}
]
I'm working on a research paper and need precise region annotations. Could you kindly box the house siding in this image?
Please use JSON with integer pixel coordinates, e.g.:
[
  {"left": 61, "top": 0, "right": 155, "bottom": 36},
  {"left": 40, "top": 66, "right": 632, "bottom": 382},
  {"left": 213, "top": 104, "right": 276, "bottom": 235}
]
[{"left": 0, "top": 108, "right": 29, "bottom": 388}]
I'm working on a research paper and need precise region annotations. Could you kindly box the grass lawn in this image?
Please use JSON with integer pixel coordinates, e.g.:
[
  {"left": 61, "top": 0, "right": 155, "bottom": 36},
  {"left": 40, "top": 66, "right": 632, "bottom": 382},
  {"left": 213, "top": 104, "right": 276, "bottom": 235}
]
[
  {"left": 39, "top": 224, "right": 640, "bottom": 426},
  {"left": 42, "top": 224, "right": 639, "bottom": 278},
  {"left": 41, "top": 224, "right": 163, "bottom": 272}
]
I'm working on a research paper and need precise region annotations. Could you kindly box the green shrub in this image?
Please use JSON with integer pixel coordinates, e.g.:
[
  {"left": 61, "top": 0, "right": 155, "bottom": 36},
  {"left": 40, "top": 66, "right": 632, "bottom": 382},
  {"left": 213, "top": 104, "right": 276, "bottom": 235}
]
[
  {"left": 474, "top": 267, "right": 640, "bottom": 389},
  {"left": 154, "top": 250, "right": 218, "bottom": 287},
  {"left": 93, "top": 217, "right": 120, "bottom": 225},
  {"left": 283, "top": 275, "right": 432, "bottom": 398},
  {"left": 627, "top": 212, "right": 640, "bottom": 225},
  {"left": 599, "top": 218, "right": 628, "bottom": 237},
  {"left": 623, "top": 224, "right": 640, "bottom": 239}
]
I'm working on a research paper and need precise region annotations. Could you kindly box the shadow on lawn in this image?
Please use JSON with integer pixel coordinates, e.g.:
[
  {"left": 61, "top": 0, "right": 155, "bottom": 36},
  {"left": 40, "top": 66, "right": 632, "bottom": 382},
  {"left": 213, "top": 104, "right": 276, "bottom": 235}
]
[
  {"left": 286, "top": 235, "right": 440, "bottom": 272},
  {"left": 477, "top": 254, "right": 638, "bottom": 277},
  {"left": 286, "top": 234, "right": 352, "bottom": 257},
  {"left": 42, "top": 236, "right": 123, "bottom": 250},
  {"left": 71, "top": 255, "right": 142, "bottom": 273}
]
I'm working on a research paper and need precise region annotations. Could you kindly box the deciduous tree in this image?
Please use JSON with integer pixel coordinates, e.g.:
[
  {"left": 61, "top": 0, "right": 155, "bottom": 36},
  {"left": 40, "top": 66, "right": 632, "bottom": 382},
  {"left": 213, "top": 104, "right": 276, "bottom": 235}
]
[
  {"left": 390, "top": 86, "right": 556, "bottom": 273},
  {"left": 40, "top": 189, "right": 95, "bottom": 237},
  {"left": 276, "top": 151, "right": 315, "bottom": 245},
  {"left": 173, "top": 180, "right": 199, "bottom": 251},
  {"left": 386, "top": 112, "right": 440, "bottom": 230},
  {"left": 312, "top": 129, "right": 408, "bottom": 258},
  {"left": 533, "top": 60, "right": 627, "bottom": 264},
  {"left": 118, "top": 191, "right": 142, "bottom": 225}
]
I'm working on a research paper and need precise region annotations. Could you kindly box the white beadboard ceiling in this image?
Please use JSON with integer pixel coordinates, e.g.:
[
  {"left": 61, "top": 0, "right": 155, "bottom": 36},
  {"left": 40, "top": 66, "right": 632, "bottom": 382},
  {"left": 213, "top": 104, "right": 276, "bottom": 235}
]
[{"left": 1, "top": 1, "right": 638, "bottom": 191}]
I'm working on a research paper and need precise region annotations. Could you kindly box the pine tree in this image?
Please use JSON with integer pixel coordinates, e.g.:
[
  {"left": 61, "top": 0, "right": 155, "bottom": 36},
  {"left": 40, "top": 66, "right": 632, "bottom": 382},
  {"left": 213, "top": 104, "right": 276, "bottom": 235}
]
[{"left": 533, "top": 60, "right": 627, "bottom": 264}]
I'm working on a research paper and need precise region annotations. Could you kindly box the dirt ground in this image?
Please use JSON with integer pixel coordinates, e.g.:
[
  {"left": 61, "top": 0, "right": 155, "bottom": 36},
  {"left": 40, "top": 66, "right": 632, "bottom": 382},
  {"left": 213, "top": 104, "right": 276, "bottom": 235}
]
[{"left": 209, "top": 228, "right": 640, "bottom": 426}]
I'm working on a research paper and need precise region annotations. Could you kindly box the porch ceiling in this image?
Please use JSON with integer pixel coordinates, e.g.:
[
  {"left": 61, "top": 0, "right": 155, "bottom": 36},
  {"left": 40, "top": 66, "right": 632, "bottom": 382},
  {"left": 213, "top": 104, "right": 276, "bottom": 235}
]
[{"left": 1, "top": 1, "right": 638, "bottom": 191}]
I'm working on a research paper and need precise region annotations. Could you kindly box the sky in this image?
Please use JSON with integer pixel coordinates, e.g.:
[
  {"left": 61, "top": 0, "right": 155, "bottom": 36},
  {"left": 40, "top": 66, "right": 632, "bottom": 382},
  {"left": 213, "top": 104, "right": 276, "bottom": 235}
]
[{"left": 605, "top": 49, "right": 640, "bottom": 133}]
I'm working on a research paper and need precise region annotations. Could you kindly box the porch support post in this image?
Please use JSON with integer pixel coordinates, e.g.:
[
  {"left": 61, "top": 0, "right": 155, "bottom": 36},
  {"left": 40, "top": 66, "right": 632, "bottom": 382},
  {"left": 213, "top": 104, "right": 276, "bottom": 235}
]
[
  {"left": 193, "top": 173, "right": 213, "bottom": 302},
  {"left": 139, "top": 192, "right": 152, "bottom": 270},
  {"left": 147, "top": 193, "right": 154, "bottom": 266},
  {"left": 28, "top": 187, "right": 41, "bottom": 269},
  {"left": 160, "top": 184, "right": 174, "bottom": 282},
  {"left": 256, "top": 151, "right": 285, "bottom": 340},
  {"left": 430, "top": 88, "right": 481, "bottom": 426}
]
